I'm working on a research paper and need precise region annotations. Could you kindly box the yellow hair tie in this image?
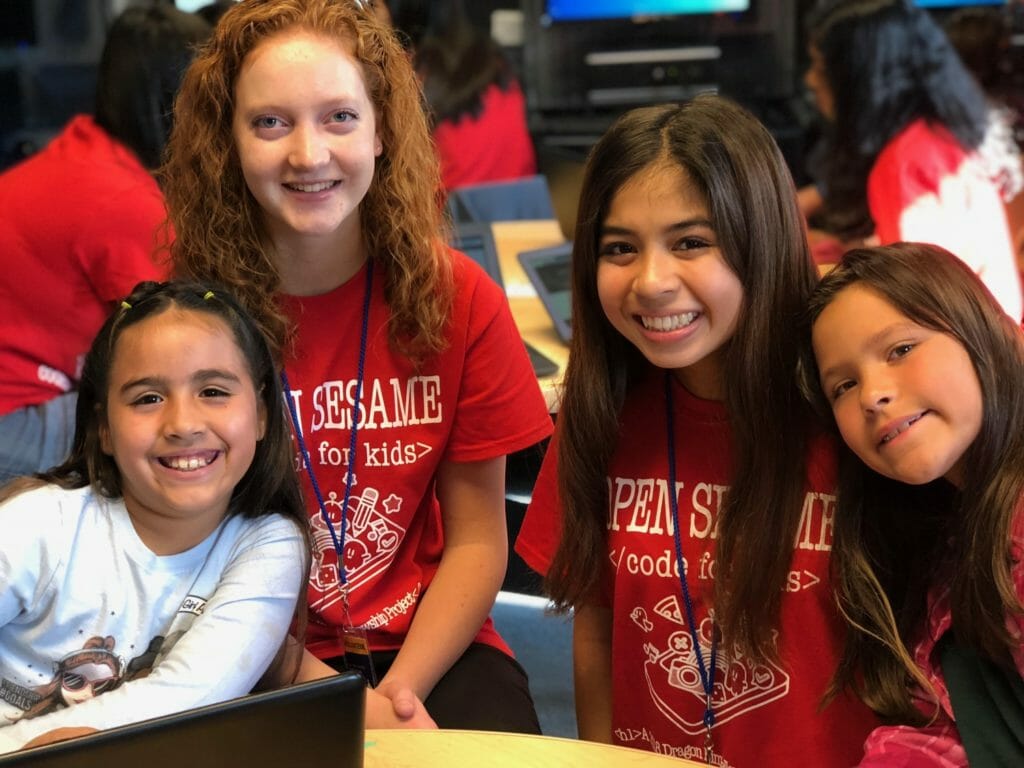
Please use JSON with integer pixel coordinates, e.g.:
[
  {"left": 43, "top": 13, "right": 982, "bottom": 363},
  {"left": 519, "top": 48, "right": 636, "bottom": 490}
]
[
  {"left": 203, "top": 291, "right": 215, "bottom": 300},
  {"left": 120, "top": 300, "right": 132, "bottom": 310}
]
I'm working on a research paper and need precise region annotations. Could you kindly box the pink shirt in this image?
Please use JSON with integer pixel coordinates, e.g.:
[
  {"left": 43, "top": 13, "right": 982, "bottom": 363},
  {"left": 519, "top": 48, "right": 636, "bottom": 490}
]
[{"left": 859, "top": 511, "right": 1024, "bottom": 766}]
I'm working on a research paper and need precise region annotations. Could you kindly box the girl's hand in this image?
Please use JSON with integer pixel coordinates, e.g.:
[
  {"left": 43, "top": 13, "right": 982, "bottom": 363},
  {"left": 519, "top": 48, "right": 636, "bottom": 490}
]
[
  {"left": 21, "top": 726, "right": 98, "bottom": 749},
  {"left": 366, "top": 686, "right": 437, "bottom": 729}
]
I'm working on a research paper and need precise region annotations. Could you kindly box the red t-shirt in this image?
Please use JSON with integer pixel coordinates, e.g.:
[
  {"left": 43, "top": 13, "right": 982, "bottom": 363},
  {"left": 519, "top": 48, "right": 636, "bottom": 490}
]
[
  {"left": 868, "top": 119, "right": 1022, "bottom": 321},
  {"left": 517, "top": 370, "right": 879, "bottom": 767},
  {"left": 282, "top": 252, "right": 553, "bottom": 657},
  {"left": 433, "top": 82, "right": 537, "bottom": 192},
  {"left": 0, "top": 115, "right": 167, "bottom": 415}
]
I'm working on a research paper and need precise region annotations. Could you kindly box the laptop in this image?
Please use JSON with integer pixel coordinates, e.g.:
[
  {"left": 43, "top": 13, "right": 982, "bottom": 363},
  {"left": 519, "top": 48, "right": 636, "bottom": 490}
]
[
  {"left": 0, "top": 672, "right": 366, "bottom": 768},
  {"left": 450, "top": 223, "right": 560, "bottom": 378},
  {"left": 517, "top": 243, "right": 573, "bottom": 344}
]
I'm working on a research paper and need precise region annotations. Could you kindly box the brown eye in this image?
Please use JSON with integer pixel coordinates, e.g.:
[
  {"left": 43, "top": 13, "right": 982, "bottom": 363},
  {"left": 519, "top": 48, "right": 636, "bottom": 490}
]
[{"left": 889, "top": 343, "right": 914, "bottom": 360}]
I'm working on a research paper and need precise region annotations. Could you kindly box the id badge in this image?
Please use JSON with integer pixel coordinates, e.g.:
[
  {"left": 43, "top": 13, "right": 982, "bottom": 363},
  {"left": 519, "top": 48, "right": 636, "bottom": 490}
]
[{"left": 340, "top": 625, "right": 378, "bottom": 686}]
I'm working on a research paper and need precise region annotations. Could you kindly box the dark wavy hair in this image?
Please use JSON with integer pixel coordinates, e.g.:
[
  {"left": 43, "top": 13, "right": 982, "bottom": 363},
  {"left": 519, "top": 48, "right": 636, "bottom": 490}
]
[
  {"left": 546, "top": 94, "right": 818, "bottom": 662},
  {"left": 412, "top": 0, "right": 514, "bottom": 124},
  {"left": 808, "top": 0, "right": 990, "bottom": 238},
  {"left": 95, "top": 5, "right": 211, "bottom": 170},
  {"left": 162, "top": 0, "right": 451, "bottom": 363},
  {"left": 798, "top": 242, "right": 1024, "bottom": 722}
]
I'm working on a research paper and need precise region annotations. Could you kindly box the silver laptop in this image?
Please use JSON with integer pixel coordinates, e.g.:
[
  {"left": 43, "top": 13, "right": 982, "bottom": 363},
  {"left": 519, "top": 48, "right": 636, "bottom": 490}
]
[{"left": 517, "top": 243, "right": 573, "bottom": 345}]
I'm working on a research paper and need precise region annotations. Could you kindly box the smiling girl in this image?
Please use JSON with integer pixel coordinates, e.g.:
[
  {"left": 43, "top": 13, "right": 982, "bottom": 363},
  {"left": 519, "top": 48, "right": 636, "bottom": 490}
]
[
  {"left": 0, "top": 281, "right": 309, "bottom": 753},
  {"left": 161, "top": 0, "right": 552, "bottom": 731},
  {"left": 515, "top": 95, "right": 879, "bottom": 766},
  {"left": 802, "top": 242, "right": 1024, "bottom": 765}
]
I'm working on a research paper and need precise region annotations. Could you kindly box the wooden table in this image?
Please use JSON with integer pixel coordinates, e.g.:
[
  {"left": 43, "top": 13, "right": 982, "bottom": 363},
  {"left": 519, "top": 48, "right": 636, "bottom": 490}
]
[
  {"left": 363, "top": 729, "right": 705, "bottom": 767},
  {"left": 490, "top": 219, "right": 570, "bottom": 411}
]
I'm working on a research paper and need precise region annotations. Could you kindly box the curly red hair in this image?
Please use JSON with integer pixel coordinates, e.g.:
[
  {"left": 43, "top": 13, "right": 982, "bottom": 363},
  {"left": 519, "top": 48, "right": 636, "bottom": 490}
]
[{"left": 160, "top": 0, "right": 452, "bottom": 362}]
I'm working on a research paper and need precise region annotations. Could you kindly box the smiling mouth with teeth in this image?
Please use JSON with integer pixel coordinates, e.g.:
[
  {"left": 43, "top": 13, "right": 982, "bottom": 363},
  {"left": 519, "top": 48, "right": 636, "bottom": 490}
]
[
  {"left": 640, "top": 312, "right": 699, "bottom": 332},
  {"left": 285, "top": 181, "right": 339, "bottom": 193},
  {"left": 160, "top": 453, "right": 219, "bottom": 471},
  {"left": 880, "top": 413, "right": 927, "bottom": 444}
]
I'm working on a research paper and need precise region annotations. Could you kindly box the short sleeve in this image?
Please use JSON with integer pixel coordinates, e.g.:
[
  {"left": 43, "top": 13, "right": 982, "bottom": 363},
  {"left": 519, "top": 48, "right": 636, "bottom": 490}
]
[
  {"left": 443, "top": 255, "right": 553, "bottom": 463},
  {"left": 515, "top": 427, "right": 562, "bottom": 576},
  {"left": 866, "top": 145, "right": 912, "bottom": 246}
]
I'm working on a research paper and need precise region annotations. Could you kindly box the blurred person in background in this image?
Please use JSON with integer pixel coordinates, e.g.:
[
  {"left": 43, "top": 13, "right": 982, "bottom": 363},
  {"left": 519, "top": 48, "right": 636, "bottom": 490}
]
[
  {"left": 411, "top": 0, "right": 537, "bottom": 192},
  {"left": 803, "top": 0, "right": 1023, "bottom": 324},
  {"left": 0, "top": 4, "right": 211, "bottom": 483}
]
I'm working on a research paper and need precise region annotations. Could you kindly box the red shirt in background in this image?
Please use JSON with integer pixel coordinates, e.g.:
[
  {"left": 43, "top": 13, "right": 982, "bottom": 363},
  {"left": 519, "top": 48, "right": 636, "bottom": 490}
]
[{"left": 433, "top": 82, "right": 537, "bottom": 192}]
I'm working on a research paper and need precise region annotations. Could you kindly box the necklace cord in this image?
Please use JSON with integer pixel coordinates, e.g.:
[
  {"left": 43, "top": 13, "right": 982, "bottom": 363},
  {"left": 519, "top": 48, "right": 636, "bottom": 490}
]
[
  {"left": 282, "top": 259, "right": 374, "bottom": 589},
  {"left": 664, "top": 371, "right": 718, "bottom": 742}
]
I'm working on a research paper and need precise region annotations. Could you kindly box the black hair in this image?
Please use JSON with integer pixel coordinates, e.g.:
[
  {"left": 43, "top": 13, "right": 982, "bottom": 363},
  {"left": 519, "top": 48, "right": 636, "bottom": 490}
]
[
  {"left": 0, "top": 279, "right": 312, "bottom": 686},
  {"left": 808, "top": 0, "right": 989, "bottom": 237},
  {"left": 95, "top": 5, "right": 211, "bottom": 170},
  {"left": 548, "top": 95, "right": 819, "bottom": 662},
  {"left": 29, "top": 280, "right": 306, "bottom": 540}
]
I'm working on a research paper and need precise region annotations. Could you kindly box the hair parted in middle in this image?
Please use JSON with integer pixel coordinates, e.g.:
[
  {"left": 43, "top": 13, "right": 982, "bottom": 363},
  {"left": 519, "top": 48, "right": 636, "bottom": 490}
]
[
  {"left": 798, "top": 242, "right": 1024, "bottom": 721},
  {"left": 547, "top": 93, "right": 818, "bottom": 662},
  {"left": 161, "top": 0, "right": 452, "bottom": 362}
]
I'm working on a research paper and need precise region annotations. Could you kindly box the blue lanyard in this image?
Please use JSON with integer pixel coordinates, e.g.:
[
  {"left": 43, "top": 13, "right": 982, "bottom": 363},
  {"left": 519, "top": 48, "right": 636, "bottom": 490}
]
[
  {"left": 664, "top": 370, "right": 718, "bottom": 764},
  {"left": 281, "top": 259, "right": 374, "bottom": 590}
]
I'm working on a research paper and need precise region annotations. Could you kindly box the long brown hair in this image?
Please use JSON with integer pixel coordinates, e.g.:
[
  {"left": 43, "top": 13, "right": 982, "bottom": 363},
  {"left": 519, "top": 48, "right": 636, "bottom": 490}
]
[
  {"left": 799, "top": 242, "right": 1024, "bottom": 721},
  {"left": 547, "top": 94, "right": 818, "bottom": 662},
  {"left": 161, "top": 0, "right": 452, "bottom": 361}
]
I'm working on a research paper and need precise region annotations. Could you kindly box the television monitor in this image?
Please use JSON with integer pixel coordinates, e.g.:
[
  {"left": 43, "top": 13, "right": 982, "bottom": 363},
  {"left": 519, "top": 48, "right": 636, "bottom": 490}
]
[
  {"left": 546, "top": 0, "right": 749, "bottom": 22},
  {"left": 176, "top": 0, "right": 215, "bottom": 11},
  {"left": 914, "top": 0, "right": 1004, "bottom": 6}
]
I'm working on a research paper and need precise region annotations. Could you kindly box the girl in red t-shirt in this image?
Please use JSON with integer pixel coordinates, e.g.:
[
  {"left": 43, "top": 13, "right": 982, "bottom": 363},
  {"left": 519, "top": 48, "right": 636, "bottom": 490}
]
[{"left": 516, "top": 94, "right": 879, "bottom": 766}]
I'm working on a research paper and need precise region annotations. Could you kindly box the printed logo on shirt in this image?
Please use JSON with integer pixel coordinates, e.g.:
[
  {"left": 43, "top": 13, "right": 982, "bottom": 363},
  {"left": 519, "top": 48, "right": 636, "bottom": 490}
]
[
  {"left": 285, "top": 376, "right": 443, "bottom": 627},
  {"left": 3, "top": 636, "right": 130, "bottom": 722},
  {"left": 179, "top": 595, "right": 207, "bottom": 616},
  {"left": 36, "top": 364, "right": 72, "bottom": 393},
  {"left": 0, "top": 679, "right": 41, "bottom": 712},
  {"left": 0, "top": 632, "right": 184, "bottom": 724},
  {"left": 309, "top": 483, "right": 407, "bottom": 614},
  {"left": 607, "top": 473, "right": 834, "bottom": 762},
  {"left": 606, "top": 475, "right": 835, "bottom": 551},
  {"left": 642, "top": 598, "right": 789, "bottom": 733},
  {"left": 615, "top": 726, "right": 734, "bottom": 767}
]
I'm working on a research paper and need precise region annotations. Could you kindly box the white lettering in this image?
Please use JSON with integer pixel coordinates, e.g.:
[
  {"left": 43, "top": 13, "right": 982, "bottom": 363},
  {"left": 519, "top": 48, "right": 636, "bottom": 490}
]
[{"left": 690, "top": 482, "right": 725, "bottom": 539}]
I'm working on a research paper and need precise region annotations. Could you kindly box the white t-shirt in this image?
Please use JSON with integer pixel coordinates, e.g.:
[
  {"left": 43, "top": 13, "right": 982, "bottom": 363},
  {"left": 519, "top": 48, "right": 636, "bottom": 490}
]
[{"left": 0, "top": 484, "right": 306, "bottom": 753}]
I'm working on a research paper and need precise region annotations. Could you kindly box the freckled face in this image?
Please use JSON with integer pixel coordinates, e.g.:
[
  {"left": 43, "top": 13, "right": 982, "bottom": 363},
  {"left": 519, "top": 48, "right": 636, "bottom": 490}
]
[
  {"left": 812, "top": 284, "right": 983, "bottom": 487},
  {"left": 232, "top": 29, "right": 383, "bottom": 256},
  {"left": 596, "top": 163, "right": 744, "bottom": 400}
]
